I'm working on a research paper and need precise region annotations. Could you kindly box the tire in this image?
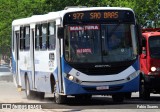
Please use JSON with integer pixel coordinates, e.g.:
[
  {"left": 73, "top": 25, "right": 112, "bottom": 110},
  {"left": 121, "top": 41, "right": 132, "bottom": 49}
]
[
  {"left": 112, "top": 93, "right": 124, "bottom": 103},
  {"left": 54, "top": 85, "right": 67, "bottom": 104},
  {"left": 25, "top": 76, "right": 36, "bottom": 99},
  {"left": 139, "top": 79, "right": 150, "bottom": 100},
  {"left": 125, "top": 92, "right": 132, "bottom": 99},
  {"left": 36, "top": 92, "right": 45, "bottom": 99}
]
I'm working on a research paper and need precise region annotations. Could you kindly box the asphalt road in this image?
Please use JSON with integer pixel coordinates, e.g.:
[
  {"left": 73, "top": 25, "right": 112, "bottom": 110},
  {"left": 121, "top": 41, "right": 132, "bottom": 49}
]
[{"left": 0, "top": 67, "right": 160, "bottom": 112}]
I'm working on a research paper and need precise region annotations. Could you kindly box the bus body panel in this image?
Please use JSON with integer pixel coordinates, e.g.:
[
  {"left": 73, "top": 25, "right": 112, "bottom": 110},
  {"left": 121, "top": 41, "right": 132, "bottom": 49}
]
[{"left": 34, "top": 50, "right": 54, "bottom": 92}]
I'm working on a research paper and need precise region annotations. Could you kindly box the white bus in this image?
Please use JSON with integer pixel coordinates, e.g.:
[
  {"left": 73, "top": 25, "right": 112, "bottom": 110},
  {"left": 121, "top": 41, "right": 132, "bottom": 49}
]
[{"left": 11, "top": 6, "right": 141, "bottom": 104}]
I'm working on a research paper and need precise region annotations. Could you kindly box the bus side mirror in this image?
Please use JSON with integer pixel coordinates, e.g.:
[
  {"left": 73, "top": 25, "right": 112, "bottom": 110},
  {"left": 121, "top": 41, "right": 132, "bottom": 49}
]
[
  {"left": 136, "top": 24, "right": 142, "bottom": 54},
  {"left": 58, "top": 27, "right": 64, "bottom": 38}
]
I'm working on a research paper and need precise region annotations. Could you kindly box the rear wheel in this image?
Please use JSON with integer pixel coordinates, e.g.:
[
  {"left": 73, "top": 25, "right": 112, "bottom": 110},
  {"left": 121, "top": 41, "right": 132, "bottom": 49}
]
[
  {"left": 36, "top": 92, "right": 45, "bottom": 99},
  {"left": 25, "top": 76, "right": 35, "bottom": 99}
]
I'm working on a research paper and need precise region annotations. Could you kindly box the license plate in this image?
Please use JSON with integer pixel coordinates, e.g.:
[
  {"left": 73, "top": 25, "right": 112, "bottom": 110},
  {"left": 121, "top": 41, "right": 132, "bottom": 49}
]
[{"left": 96, "top": 86, "right": 109, "bottom": 90}]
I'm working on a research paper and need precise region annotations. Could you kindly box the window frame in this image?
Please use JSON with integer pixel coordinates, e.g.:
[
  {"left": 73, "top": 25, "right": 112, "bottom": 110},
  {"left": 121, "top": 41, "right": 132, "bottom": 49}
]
[{"left": 48, "top": 21, "right": 56, "bottom": 50}]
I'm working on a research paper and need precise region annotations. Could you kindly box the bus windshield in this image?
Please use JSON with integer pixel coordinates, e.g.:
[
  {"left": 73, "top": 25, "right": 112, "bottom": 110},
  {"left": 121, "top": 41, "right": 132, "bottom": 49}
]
[
  {"left": 64, "top": 24, "right": 137, "bottom": 63},
  {"left": 149, "top": 36, "right": 160, "bottom": 59}
]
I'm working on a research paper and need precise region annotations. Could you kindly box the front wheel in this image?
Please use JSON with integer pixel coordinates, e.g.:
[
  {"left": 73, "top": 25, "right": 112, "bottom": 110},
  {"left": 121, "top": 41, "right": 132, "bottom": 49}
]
[
  {"left": 139, "top": 80, "right": 150, "bottom": 100},
  {"left": 124, "top": 92, "right": 132, "bottom": 99},
  {"left": 112, "top": 93, "right": 124, "bottom": 103},
  {"left": 54, "top": 85, "right": 67, "bottom": 104},
  {"left": 25, "top": 76, "right": 35, "bottom": 99}
]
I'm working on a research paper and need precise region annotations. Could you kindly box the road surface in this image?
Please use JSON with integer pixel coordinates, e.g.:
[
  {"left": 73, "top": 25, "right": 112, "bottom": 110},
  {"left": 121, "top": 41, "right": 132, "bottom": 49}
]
[{"left": 0, "top": 67, "right": 160, "bottom": 112}]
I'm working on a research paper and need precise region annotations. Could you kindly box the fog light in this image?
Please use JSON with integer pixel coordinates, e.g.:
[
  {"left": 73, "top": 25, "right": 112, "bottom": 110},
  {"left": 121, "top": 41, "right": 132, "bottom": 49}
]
[
  {"left": 151, "top": 67, "right": 156, "bottom": 72},
  {"left": 66, "top": 74, "right": 82, "bottom": 84}
]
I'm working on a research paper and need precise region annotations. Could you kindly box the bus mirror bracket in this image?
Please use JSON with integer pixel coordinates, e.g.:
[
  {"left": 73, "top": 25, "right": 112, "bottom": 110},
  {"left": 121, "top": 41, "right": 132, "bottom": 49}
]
[
  {"left": 58, "top": 27, "right": 64, "bottom": 39},
  {"left": 142, "top": 38, "right": 146, "bottom": 47}
]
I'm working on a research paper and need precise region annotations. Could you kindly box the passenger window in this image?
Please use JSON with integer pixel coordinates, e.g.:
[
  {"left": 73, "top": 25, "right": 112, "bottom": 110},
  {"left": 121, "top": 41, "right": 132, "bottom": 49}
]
[
  {"left": 20, "top": 27, "right": 25, "bottom": 50},
  {"left": 24, "top": 26, "right": 30, "bottom": 50},
  {"left": 35, "top": 24, "right": 41, "bottom": 50},
  {"left": 48, "top": 22, "right": 56, "bottom": 50},
  {"left": 42, "top": 23, "right": 47, "bottom": 50}
]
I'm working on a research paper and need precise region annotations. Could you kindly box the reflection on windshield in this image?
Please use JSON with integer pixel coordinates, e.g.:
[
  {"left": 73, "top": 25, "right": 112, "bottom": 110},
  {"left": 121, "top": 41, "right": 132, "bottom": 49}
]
[
  {"left": 149, "top": 36, "right": 160, "bottom": 58},
  {"left": 64, "top": 24, "right": 137, "bottom": 63}
]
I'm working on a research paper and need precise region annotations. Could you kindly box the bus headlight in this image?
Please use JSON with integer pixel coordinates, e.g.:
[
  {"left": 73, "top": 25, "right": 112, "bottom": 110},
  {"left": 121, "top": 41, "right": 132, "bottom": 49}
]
[
  {"left": 68, "top": 75, "right": 74, "bottom": 81},
  {"left": 66, "top": 74, "right": 82, "bottom": 84},
  {"left": 151, "top": 67, "right": 156, "bottom": 72},
  {"left": 126, "top": 71, "right": 138, "bottom": 81}
]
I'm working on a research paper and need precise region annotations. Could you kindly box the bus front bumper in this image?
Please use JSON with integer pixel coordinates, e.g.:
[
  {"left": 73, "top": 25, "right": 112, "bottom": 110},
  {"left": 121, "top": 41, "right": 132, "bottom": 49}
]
[{"left": 63, "top": 75, "right": 140, "bottom": 95}]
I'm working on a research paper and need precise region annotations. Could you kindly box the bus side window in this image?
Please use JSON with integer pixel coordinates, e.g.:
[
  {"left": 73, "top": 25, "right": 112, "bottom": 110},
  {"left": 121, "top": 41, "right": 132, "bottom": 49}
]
[
  {"left": 24, "top": 26, "right": 30, "bottom": 50},
  {"left": 35, "top": 24, "right": 41, "bottom": 50},
  {"left": 20, "top": 27, "right": 25, "bottom": 50},
  {"left": 48, "top": 22, "right": 56, "bottom": 50},
  {"left": 42, "top": 23, "right": 47, "bottom": 50}
]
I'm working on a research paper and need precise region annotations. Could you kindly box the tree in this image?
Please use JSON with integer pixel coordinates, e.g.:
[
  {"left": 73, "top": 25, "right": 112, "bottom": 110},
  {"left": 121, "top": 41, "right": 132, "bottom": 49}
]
[
  {"left": 1, "top": 0, "right": 160, "bottom": 60},
  {"left": 133, "top": 0, "right": 160, "bottom": 27}
]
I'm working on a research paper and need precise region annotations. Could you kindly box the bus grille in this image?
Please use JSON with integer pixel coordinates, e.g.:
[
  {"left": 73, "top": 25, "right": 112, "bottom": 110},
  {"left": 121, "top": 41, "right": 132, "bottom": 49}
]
[{"left": 76, "top": 66, "right": 128, "bottom": 75}]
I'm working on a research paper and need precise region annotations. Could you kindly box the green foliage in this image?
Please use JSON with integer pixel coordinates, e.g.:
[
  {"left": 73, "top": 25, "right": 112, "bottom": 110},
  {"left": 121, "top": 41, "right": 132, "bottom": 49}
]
[{"left": 0, "top": 0, "right": 160, "bottom": 56}]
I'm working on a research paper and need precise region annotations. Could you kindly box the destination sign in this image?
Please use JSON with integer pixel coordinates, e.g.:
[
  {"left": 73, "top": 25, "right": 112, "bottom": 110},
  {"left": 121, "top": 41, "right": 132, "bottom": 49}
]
[
  {"left": 69, "top": 25, "right": 99, "bottom": 31},
  {"left": 72, "top": 12, "right": 119, "bottom": 20},
  {"left": 64, "top": 10, "right": 135, "bottom": 24}
]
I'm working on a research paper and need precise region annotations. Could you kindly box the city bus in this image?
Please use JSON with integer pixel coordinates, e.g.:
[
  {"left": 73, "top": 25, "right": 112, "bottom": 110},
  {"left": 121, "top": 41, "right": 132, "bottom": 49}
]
[{"left": 11, "top": 6, "right": 141, "bottom": 104}]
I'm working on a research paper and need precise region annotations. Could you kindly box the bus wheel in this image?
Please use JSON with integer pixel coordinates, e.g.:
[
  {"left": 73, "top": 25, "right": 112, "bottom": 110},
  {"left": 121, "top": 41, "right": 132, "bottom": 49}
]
[
  {"left": 139, "top": 81, "right": 150, "bottom": 100},
  {"left": 112, "top": 93, "right": 124, "bottom": 103},
  {"left": 54, "top": 85, "right": 67, "bottom": 104},
  {"left": 36, "top": 92, "right": 45, "bottom": 99},
  {"left": 25, "top": 76, "right": 35, "bottom": 99},
  {"left": 124, "top": 92, "right": 132, "bottom": 99}
]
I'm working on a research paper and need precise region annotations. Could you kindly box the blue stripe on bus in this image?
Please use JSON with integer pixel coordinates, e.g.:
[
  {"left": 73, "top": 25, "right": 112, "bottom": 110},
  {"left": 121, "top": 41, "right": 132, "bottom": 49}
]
[
  {"left": 132, "top": 59, "right": 139, "bottom": 71},
  {"left": 61, "top": 57, "right": 72, "bottom": 73}
]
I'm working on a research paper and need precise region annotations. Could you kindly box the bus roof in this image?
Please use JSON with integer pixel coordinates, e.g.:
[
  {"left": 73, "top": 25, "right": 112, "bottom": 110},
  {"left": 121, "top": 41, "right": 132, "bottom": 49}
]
[{"left": 12, "top": 7, "right": 134, "bottom": 26}]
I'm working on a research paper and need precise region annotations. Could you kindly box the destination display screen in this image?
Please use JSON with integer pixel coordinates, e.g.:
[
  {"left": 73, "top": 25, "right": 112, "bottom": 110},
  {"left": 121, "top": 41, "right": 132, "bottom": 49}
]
[{"left": 63, "top": 10, "right": 135, "bottom": 24}]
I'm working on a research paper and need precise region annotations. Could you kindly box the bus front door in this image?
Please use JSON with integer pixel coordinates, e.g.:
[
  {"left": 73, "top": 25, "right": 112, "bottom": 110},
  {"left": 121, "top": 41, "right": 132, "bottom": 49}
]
[
  {"left": 15, "top": 31, "right": 21, "bottom": 87},
  {"left": 30, "top": 28, "right": 36, "bottom": 89}
]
